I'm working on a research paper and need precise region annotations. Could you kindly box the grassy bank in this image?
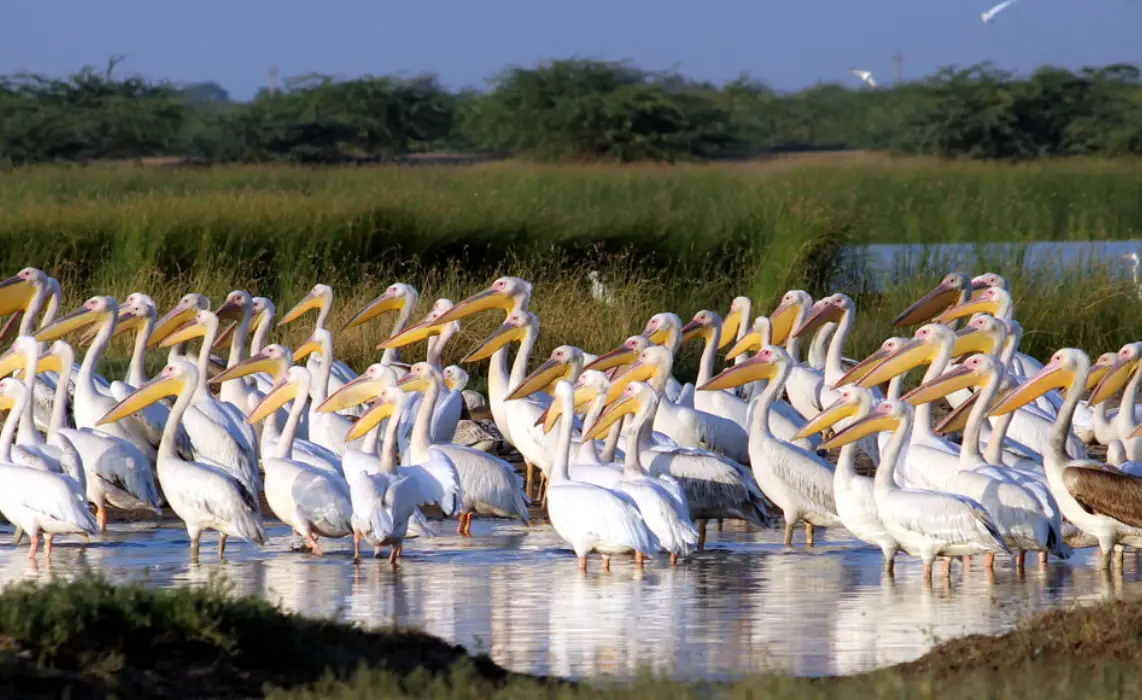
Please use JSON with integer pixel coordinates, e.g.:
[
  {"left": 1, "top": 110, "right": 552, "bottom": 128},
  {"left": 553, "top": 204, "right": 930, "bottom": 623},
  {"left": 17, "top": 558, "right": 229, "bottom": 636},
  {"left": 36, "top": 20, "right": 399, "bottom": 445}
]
[
  {"left": 2, "top": 577, "right": 1141, "bottom": 699},
  {"left": 2, "top": 158, "right": 1141, "bottom": 377}
]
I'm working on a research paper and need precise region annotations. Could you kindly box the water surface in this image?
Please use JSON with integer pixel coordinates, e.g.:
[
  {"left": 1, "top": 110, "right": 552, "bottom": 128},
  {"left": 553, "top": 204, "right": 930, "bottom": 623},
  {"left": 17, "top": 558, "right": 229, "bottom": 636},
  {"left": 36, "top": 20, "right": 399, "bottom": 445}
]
[{"left": 3, "top": 520, "right": 1141, "bottom": 681}]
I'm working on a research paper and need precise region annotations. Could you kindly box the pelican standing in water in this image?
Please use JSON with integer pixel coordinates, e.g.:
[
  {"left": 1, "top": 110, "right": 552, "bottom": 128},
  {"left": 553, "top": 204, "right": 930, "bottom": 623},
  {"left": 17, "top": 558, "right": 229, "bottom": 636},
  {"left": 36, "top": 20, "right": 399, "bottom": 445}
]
[{"left": 99, "top": 361, "right": 265, "bottom": 561}]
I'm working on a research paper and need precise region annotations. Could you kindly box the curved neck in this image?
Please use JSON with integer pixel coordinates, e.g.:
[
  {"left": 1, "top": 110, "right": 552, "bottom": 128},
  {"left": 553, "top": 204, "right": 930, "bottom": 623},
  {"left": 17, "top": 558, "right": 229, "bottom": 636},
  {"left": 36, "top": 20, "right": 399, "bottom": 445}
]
[
  {"left": 623, "top": 403, "right": 654, "bottom": 477},
  {"left": 984, "top": 409, "right": 1015, "bottom": 465},
  {"left": 80, "top": 314, "right": 115, "bottom": 394},
  {"left": 314, "top": 300, "right": 331, "bottom": 334},
  {"left": 509, "top": 324, "right": 539, "bottom": 391},
  {"left": 20, "top": 288, "right": 48, "bottom": 336},
  {"left": 576, "top": 394, "right": 606, "bottom": 463},
  {"left": 309, "top": 339, "right": 334, "bottom": 404},
  {"left": 47, "top": 354, "right": 73, "bottom": 441},
  {"left": 0, "top": 393, "right": 26, "bottom": 460},
  {"left": 274, "top": 386, "right": 308, "bottom": 460},
  {"left": 696, "top": 326, "right": 721, "bottom": 386},
  {"left": 127, "top": 316, "right": 155, "bottom": 386},
  {"left": 251, "top": 313, "right": 272, "bottom": 356},
  {"left": 226, "top": 309, "right": 253, "bottom": 370},
  {"left": 1118, "top": 363, "right": 1142, "bottom": 424},
  {"left": 192, "top": 325, "right": 219, "bottom": 399},
  {"left": 825, "top": 309, "right": 854, "bottom": 383},
  {"left": 378, "top": 412, "right": 400, "bottom": 473},
  {"left": 161, "top": 381, "right": 196, "bottom": 459},
  {"left": 784, "top": 306, "right": 809, "bottom": 362},
  {"left": 752, "top": 363, "right": 790, "bottom": 443},
  {"left": 1049, "top": 363, "right": 1087, "bottom": 466},
  {"left": 380, "top": 298, "right": 417, "bottom": 366},
  {"left": 426, "top": 324, "right": 457, "bottom": 369},
  {"left": 409, "top": 377, "right": 440, "bottom": 461},
  {"left": 886, "top": 374, "right": 903, "bottom": 401},
  {"left": 550, "top": 393, "right": 575, "bottom": 484},
  {"left": 875, "top": 414, "right": 910, "bottom": 494},
  {"left": 915, "top": 339, "right": 954, "bottom": 443},
  {"left": 961, "top": 370, "right": 1002, "bottom": 465},
  {"left": 16, "top": 347, "right": 41, "bottom": 446}
]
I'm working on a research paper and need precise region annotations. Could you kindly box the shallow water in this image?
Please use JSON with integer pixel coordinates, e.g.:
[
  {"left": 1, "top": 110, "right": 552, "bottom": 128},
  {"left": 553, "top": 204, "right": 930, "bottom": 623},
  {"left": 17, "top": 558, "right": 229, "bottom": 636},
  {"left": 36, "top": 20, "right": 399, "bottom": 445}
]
[{"left": 4, "top": 519, "right": 1142, "bottom": 681}]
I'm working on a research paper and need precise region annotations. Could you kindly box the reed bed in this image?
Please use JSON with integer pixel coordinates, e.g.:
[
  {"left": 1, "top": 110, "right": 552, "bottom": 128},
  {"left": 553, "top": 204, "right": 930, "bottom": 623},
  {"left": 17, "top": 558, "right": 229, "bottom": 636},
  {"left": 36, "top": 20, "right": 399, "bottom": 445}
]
[{"left": 3, "top": 157, "right": 1142, "bottom": 381}]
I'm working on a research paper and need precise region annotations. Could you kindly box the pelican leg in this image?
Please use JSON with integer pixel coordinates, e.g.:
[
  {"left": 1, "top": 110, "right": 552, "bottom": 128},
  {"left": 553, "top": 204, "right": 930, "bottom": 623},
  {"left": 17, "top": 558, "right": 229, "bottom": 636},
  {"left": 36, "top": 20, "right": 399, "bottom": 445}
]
[
  {"left": 578, "top": 556, "right": 588, "bottom": 573},
  {"left": 463, "top": 513, "right": 474, "bottom": 537},
  {"left": 883, "top": 550, "right": 895, "bottom": 576},
  {"left": 943, "top": 557, "right": 953, "bottom": 579},
  {"left": 190, "top": 531, "right": 201, "bottom": 562},
  {"left": 783, "top": 521, "right": 794, "bottom": 547},
  {"left": 457, "top": 511, "right": 469, "bottom": 536},
  {"left": 922, "top": 560, "right": 933, "bottom": 583},
  {"left": 12, "top": 527, "right": 23, "bottom": 546},
  {"left": 1097, "top": 544, "right": 1112, "bottom": 570},
  {"left": 1015, "top": 550, "right": 1026, "bottom": 570},
  {"left": 984, "top": 552, "right": 995, "bottom": 570},
  {"left": 805, "top": 523, "right": 816, "bottom": 548},
  {"left": 670, "top": 553, "right": 678, "bottom": 567},
  {"left": 218, "top": 534, "right": 228, "bottom": 561},
  {"left": 27, "top": 533, "right": 39, "bottom": 559},
  {"left": 96, "top": 504, "right": 108, "bottom": 534},
  {"left": 961, "top": 555, "right": 971, "bottom": 569},
  {"left": 635, "top": 551, "right": 645, "bottom": 568},
  {"left": 601, "top": 555, "right": 611, "bottom": 572},
  {"left": 697, "top": 519, "right": 708, "bottom": 551},
  {"left": 717, "top": 519, "right": 724, "bottom": 532},
  {"left": 353, "top": 531, "right": 362, "bottom": 564},
  {"left": 1039, "top": 551, "right": 1049, "bottom": 569},
  {"left": 388, "top": 543, "right": 402, "bottom": 564},
  {"left": 1116, "top": 544, "right": 1126, "bottom": 568},
  {"left": 305, "top": 534, "right": 324, "bottom": 555},
  {"left": 524, "top": 461, "right": 536, "bottom": 500},
  {"left": 44, "top": 535, "right": 54, "bottom": 560}
]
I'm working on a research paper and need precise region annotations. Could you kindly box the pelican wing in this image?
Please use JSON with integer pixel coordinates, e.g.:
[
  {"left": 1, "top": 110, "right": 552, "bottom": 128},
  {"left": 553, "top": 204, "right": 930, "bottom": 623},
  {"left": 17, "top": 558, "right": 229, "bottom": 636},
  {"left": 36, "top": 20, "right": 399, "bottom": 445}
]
[
  {"left": 1063, "top": 466, "right": 1142, "bottom": 529},
  {"left": 887, "top": 489, "right": 1006, "bottom": 549},
  {"left": 290, "top": 467, "right": 353, "bottom": 536},
  {"left": 3, "top": 466, "right": 96, "bottom": 533},
  {"left": 768, "top": 448, "right": 837, "bottom": 515}
]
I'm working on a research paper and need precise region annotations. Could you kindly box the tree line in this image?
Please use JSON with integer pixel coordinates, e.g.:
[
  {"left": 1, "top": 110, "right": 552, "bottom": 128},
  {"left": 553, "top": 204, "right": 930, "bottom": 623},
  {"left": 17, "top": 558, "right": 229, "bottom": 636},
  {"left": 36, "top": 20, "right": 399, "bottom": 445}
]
[{"left": 2, "top": 58, "right": 1140, "bottom": 165}]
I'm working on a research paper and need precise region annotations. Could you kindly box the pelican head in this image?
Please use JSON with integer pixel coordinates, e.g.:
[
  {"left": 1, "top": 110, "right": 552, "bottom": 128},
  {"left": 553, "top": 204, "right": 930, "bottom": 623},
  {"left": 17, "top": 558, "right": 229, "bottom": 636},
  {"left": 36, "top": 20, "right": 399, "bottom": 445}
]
[
  {"left": 833, "top": 336, "right": 907, "bottom": 388},
  {"left": 158, "top": 309, "right": 219, "bottom": 348},
  {"left": 725, "top": 316, "right": 773, "bottom": 362},
  {"left": 937, "top": 286, "right": 1011, "bottom": 324},
  {"left": 344, "top": 282, "right": 418, "bottom": 332},
  {"left": 719, "top": 296, "right": 752, "bottom": 350},
  {"left": 904, "top": 353, "right": 1001, "bottom": 407},
  {"left": 793, "top": 385, "right": 876, "bottom": 441},
  {"left": 279, "top": 283, "right": 333, "bottom": 328},
  {"left": 584, "top": 335, "right": 650, "bottom": 373},
  {"left": 216, "top": 290, "right": 252, "bottom": 324},
  {"left": 317, "top": 362, "right": 398, "bottom": 414},
  {"left": 0, "top": 335, "right": 41, "bottom": 378},
  {"left": 443, "top": 365, "right": 469, "bottom": 393},
  {"left": 793, "top": 293, "right": 853, "bottom": 340},
  {"left": 431, "top": 276, "right": 532, "bottom": 326},
  {"left": 293, "top": 328, "right": 332, "bottom": 362},
  {"left": 507, "top": 344, "right": 584, "bottom": 401},
  {"left": 605, "top": 345, "right": 673, "bottom": 403},
  {"left": 1088, "top": 342, "right": 1142, "bottom": 406},
  {"left": 98, "top": 360, "right": 198, "bottom": 425},
  {"left": 950, "top": 313, "right": 1006, "bottom": 361},
  {"left": 698, "top": 344, "right": 792, "bottom": 393},
  {"left": 211, "top": 343, "right": 293, "bottom": 386},
  {"left": 346, "top": 386, "right": 410, "bottom": 442},
  {"left": 581, "top": 380, "right": 658, "bottom": 441},
  {"left": 252, "top": 296, "right": 275, "bottom": 325},
  {"left": 377, "top": 297, "right": 456, "bottom": 351},
  {"left": 248, "top": 365, "right": 312, "bottom": 425},
  {"left": 820, "top": 399, "right": 909, "bottom": 450},
  {"left": 461, "top": 311, "right": 536, "bottom": 364},
  {"left": 852, "top": 323, "right": 958, "bottom": 389},
  {"left": 680, "top": 310, "right": 723, "bottom": 346},
  {"left": 113, "top": 292, "right": 158, "bottom": 338},
  {"left": 641, "top": 312, "right": 683, "bottom": 347},
  {"left": 768, "top": 290, "right": 812, "bottom": 346},
  {"left": 991, "top": 348, "right": 1089, "bottom": 417},
  {"left": 149, "top": 293, "right": 210, "bottom": 348},
  {"left": 891, "top": 272, "right": 969, "bottom": 328},
  {"left": 0, "top": 376, "right": 29, "bottom": 413},
  {"left": 36, "top": 296, "right": 118, "bottom": 343},
  {"left": 971, "top": 273, "right": 1008, "bottom": 294},
  {"left": 536, "top": 367, "right": 609, "bottom": 428},
  {"left": 0, "top": 267, "right": 45, "bottom": 316},
  {"left": 36, "top": 340, "right": 75, "bottom": 375},
  {"left": 396, "top": 361, "right": 444, "bottom": 394}
]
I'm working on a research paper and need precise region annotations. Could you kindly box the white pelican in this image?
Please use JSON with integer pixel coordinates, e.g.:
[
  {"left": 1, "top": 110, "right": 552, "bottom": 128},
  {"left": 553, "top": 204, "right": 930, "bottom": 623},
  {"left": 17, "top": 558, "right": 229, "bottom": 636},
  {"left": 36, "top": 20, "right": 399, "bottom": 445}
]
[
  {"left": 700, "top": 346, "right": 841, "bottom": 547},
  {"left": 822, "top": 399, "right": 1009, "bottom": 581},
  {"left": 639, "top": 312, "right": 695, "bottom": 405},
  {"left": 13, "top": 338, "right": 161, "bottom": 531},
  {"left": 316, "top": 362, "right": 464, "bottom": 518},
  {"left": 342, "top": 282, "right": 421, "bottom": 368},
  {"left": 794, "top": 386, "right": 900, "bottom": 571},
  {"left": 680, "top": 309, "right": 751, "bottom": 428},
  {"left": 278, "top": 283, "right": 357, "bottom": 391},
  {"left": 1088, "top": 343, "right": 1142, "bottom": 461},
  {"left": 443, "top": 365, "right": 503, "bottom": 454},
  {"left": 149, "top": 292, "right": 211, "bottom": 365},
  {"left": 762, "top": 290, "right": 830, "bottom": 421},
  {"left": 158, "top": 310, "right": 262, "bottom": 495},
  {"left": 212, "top": 290, "right": 263, "bottom": 416},
  {"left": 0, "top": 378, "right": 96, "bottom": 559},
  {"left": 543, "top": 380, "right": 658, "bottom": 571},
  {"left": 339, "top": 385, "right": 428, "bottom": 563},
  {"left": 246, "top": 366, "right": 353, "bottom": 554},
  {"left": 904, "top": 353, "right": 1069, "bottom": 567},
  {"left": 293, "top": 329, "right": 365, "bottom": 456},
  {"left": 211, "top": 345, "right": 342, "bottom": 478},
  {"left": 721, "top": 296, "right": 752, "bottom": 367},
  {"left": 99, "top": 361, "right": 264, "bottom": 561},
  {"left": 327, "top": 362, "right": 525, "bottom": 535},
  {"left": 991, "top": 349, "right": 1142, "bottom": 569},
  {"left": 576, "top": 381, "right": 700, "bottom": 565},
  {"left": 585, "top": 334, "right": 687, "bottom": 408}
]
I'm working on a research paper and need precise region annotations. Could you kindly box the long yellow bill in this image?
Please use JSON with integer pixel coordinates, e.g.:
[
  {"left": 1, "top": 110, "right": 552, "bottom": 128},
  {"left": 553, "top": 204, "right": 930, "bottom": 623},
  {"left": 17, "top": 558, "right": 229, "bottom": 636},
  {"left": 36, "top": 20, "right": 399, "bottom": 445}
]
[
  {"left": 933, "top": 392, "right": 977, "bottom": 434},
  {"left": 952, "top": 325, "right": 1000, "bottom": 359},
  {"left": 317, "top": 375, "right": 389, "bottom": 414},
  {"left": 98, "top": 376, "right": 185, "bottom": 426},
  {"left": 36, "top": 307, "right": 106, "bottom": 343},
  {"left": 248, "top": 379, "right": 300, "bottom": 425},
  {"left": 891, "top": 280, "right": 961, "bottom": 327},
  {"left": 792, "top": 301, "right": 843, "bottom": 340},
  {"left": 149, "top": 306, "right": 199, "bottom": 348},
  {"left": 294, "top": 336, "right": 323, "bottom": 361},
  {"left": 0, "top": 275, "right": 35, "bottom": 314},
  {"left": 718, "top": 309, "right": 745, "bottom": 350},
  {"left": 725, "top": 330, "right": 763, "bottom": 362},
  {"left": 902, "top": 364, "right": 980, "bottom": 406},
  {"left": 159, "top": 320, "right": 207, "bottom": 348},
  {"left": 581, "top": 393, "right": 638, "bottom": 441},
  {"left": 0, "top": 347, "right": 28, "bottom": 379},
  {"left": 768, "top": 300, "right": 800, "bottom": 347},
  {"left": 680, "top": 317, "right": 707, "bottom": 345},
  {"left": 536, "top": 384, "right": 600, "bottom": 428},
  {"left": 344, "top": 295, "right": 403, "bottom": 332},
  {"left": 855, "top": 339, "right": 935, "bottom": 389},
  {"left": 604, "top": 362, "right": 656, "bottom": 404},
  {"left": 462, "top": 323, "right": 524, "bottom": 364},
  {"left": 432, "top": 288, "right": 514, "bottom": 326},
  {"left": 211, "top": 351, "right": 286, "bottom": 386},
  {"left": 834, "top": 343, "right": 897, "bottom": 388},
  {"left": 793, "top": 397, "right": 861, "bottom": 441},
  {"left": 396, "top": 372, "right": 432, "bottom": 393},
  {"left": 697, "top": 355, "right": 778, "bottom": 393},
  {"left": 507, "top": 358, "right": 570, "bottom": 402},
  {"left": 936, "top": 296, "right": 1000, "bottom": 324},
  {"left": 1088, "top": 355, "right": 1140, "bottom": 406},
  {"left": 346, "top": 399, "right": 399, "bottom": 442},
  {"left": 35, "top": 351, "right": 65, "bottom": 374},
  {"left": 989, "top": 362, "right": 1070, "bottom": 417},
  {"left": 819, "top": 410, "right": 899, "bottom": 450},
  {"left": 583, "top": 344, "right": 637, "bottom": 372},
  {"left": 377, "top": 319, "right": 443, "bottom": 351},
  {"left": 279, "top": 290, "right": 324, "bottom": 327},
  {"left": 212, "top": 321, "right": 237, "bottom": 350}
]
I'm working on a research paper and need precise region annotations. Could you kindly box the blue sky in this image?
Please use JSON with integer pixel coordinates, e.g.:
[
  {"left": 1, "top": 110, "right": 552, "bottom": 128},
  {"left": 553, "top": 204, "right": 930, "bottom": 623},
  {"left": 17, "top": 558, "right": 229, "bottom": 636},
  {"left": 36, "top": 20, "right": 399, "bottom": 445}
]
[{"left": 3, "top": 1, "right": 1139, "bottom": 99}]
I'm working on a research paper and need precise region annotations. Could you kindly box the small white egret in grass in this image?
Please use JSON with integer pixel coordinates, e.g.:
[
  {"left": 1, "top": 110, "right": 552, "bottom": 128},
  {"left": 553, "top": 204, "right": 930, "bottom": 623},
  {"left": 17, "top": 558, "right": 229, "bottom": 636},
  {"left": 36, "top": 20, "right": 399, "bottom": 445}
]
[
  {"left": 982, "top": 0, "right": 1020, "bottom": 24},
  {"left": 588, "top": 271, "right": 615, "bottom": 305},
  {"left": 1124, "top": 252, "right": 1142, "bottom": 302},
  {"left": 849, "top": 69, "right": 877, "bottom": 89}
]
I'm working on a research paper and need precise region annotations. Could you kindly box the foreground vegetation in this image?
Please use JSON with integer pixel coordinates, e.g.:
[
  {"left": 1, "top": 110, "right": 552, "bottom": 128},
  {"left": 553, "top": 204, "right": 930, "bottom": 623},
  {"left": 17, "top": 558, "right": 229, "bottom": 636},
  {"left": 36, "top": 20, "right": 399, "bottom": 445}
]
[
  {"left": 2, "top": 58, "right": 1141, "bottom": 165},
  {"left": 1, "top": 577, "right": 1142, "bottom": 698},
  {"left": 2, "top": 158, "right": 1140, "bottom": 380}
]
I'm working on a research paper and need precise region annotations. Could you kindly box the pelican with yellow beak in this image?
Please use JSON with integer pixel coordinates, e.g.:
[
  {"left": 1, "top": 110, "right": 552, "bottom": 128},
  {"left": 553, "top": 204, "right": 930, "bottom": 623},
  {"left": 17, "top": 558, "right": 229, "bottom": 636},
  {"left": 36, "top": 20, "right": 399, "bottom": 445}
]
[
  {"left": 293, "top": 329, "right": 365, "bottom": 455},
  {"left": 585, "top": 334, "right": 687, "bottom": 406},
  {"left": 344, "top": 282, "right": 420, "bottom": 368},
  {"left": 1088, "top": 343, "right": 1142, "bottom": 460},
  {"left": 0, "top": 377, "right": 97, "bottom": 560},
  {"left": 793, "top": 386, "right": 899, "bottom": 571},
  {"left": 246, "top": 365, "right": 353, "bottom": 555},
  {"left": 700, "top": 346, "right": 840, "bottom": 547},
  {"left": 761, "top": 290, "right": 834, "bottom": 422},
  {"left": 990, "top": 348, "right": 1142, "bottom": 569},
  {"left": 891, "top": 273, "right": 971, "bottom": 328},
  {"left": 149, "top": 293, "right": 210, "bottom": 364},
  {"left": 791, "top": 294, "right": 861, "bottom": 410},
  {"left": 821, "top": 399, "right": 1008, "bottom": 581},
  {"left": 543, "top": 380, "right": 658, "bottom": 571},
  {"left": 681, "top": 310, "right": 751, "bottom": 429},
  {"left": 280, "top": 283, "right": 358, "bottom": 391},
  {"left": 722, "top": 296, "right": 752, "bottom": 366},
  {"left": 158, "top": 310, "right": 261, "bottom": 496},
  {"left": 99, "top": 361, "right": 265, "bottom": 561}
]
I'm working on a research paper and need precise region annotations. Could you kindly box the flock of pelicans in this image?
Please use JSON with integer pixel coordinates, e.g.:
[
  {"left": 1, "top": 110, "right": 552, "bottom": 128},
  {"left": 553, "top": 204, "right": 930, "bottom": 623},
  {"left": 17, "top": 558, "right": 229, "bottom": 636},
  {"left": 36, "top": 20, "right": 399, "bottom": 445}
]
[{"left": 5, "top": 267, "right": 1142, "bottom": 580}]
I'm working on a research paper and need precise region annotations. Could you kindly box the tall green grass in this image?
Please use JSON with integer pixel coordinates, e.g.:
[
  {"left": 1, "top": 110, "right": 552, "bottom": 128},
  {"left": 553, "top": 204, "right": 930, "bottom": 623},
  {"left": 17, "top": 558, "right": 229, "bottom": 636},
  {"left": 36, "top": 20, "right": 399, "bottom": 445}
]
[{"left": 2, "top": 157, "right": 1141, "bottom": 379}]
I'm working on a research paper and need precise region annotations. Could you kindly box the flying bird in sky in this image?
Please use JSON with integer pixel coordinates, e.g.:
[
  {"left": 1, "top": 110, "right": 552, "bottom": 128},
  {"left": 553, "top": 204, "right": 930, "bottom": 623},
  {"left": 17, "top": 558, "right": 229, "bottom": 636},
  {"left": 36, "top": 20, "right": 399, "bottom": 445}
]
[
  {"left": 849, "top": 68, "right": 877, "bottom": 89},
  {"left": 981, "top": 0, "right": 1021, "bottom": 24}
]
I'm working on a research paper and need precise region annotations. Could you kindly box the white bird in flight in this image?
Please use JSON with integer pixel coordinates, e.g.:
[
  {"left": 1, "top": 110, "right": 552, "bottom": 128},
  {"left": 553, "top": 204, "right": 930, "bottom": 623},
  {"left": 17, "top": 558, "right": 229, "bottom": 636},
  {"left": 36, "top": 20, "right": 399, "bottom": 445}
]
[
  {"left": 982, "top": 0, "right": 1020, "bottom": 24},
  {"left": 849, "top": 69, "right": 877, "bottom": 89}
]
